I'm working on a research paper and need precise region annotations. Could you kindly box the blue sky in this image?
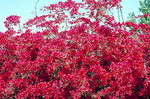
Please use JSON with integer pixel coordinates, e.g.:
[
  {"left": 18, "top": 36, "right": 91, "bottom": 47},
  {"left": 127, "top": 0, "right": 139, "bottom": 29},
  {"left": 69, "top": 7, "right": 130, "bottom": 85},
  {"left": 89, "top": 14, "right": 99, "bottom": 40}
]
[{"left": 0, "top": 0, "right": 141, "bottom": 32}]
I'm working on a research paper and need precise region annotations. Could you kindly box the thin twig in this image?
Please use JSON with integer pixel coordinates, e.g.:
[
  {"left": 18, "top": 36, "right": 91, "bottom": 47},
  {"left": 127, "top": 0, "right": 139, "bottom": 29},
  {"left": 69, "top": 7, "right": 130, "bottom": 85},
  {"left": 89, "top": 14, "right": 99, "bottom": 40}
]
[
  {"left": 119, "top": 3, "right": 124, "bottom": 23},
  {"left": 108, "top": 9, "right": 114, "bottom": 16},
  {"left": 35, "top": 0, "right": 40, "bottom": 16},
  {"left": 18, "top": 23, "right": 21, "bottom": 31},
  {"left": 106, "top": 8, "right": 110, "bottom": 15},
  {"left": 118, "top": 8, "right": 121, "bottom": 22}
]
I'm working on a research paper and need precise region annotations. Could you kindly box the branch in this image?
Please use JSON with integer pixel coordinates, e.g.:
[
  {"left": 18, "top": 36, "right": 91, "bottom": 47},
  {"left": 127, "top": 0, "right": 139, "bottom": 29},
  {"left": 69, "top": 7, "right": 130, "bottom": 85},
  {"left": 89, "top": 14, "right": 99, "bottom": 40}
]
[
  {"left": 119, "top": 3, "right": 124, "bottom": 23},
  {"left": 118, "top": 8, "right": 121, "bottom": 22},
  {"left": 35, "top": 0, "right": 40, "bottom": 16}
]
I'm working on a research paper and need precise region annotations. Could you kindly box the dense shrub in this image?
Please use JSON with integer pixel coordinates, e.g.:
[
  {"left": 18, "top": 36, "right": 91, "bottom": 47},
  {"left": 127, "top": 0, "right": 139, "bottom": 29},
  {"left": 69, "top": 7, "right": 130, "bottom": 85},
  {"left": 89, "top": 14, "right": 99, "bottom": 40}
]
[{"left": 0, "top": 0, "right": 150, "bottom": 98}]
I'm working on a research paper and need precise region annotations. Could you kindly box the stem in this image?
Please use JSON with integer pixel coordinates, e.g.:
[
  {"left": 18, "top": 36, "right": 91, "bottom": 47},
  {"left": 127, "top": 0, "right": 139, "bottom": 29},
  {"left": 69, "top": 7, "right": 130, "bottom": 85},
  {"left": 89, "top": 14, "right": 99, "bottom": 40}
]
[
  {"left": 18, "top": 23, "right": 22, "bottom": 33},
  {"left": 35, "top": 0, "right": 40, "bottom": 16},
  {"left": 119, "top": 3, "right": 124, "bottom": 23},
  {"left": 118, "top": 8, "right": 121, "bottom": 22}
]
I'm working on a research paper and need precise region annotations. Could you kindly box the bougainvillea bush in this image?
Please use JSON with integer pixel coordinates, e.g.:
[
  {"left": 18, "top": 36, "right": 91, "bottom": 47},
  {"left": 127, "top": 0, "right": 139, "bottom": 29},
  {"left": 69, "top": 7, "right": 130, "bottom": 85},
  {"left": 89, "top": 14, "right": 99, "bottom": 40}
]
[{"left": 0, "top": 0, "right": 150, "bottom": 98}]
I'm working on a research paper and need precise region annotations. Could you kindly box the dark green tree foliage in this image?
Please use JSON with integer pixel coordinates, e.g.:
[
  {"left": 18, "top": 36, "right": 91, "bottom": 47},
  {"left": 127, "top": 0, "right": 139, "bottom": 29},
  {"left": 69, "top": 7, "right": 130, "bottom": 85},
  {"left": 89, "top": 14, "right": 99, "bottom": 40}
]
[
  {"left": 128, "top": 0, "right": 150, "bottom": 25},
  {"left": 139, "top": 0, "right": 150, "bottom": 25},
  {"left": 127, "top": 12, "right": 137, "bottom": 23}
]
